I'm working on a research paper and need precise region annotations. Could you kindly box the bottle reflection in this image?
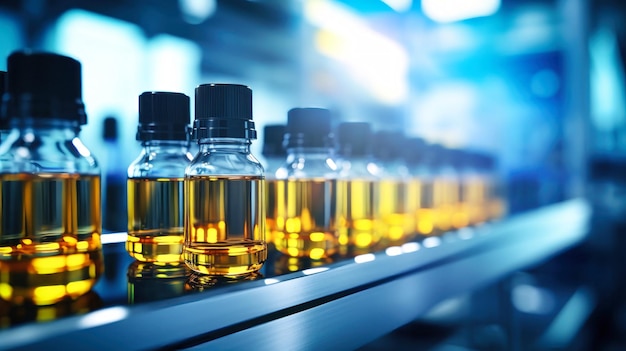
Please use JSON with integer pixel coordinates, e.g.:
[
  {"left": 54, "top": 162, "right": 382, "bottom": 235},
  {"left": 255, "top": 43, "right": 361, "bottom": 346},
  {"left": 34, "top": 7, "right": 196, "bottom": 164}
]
[
  {"left": 185, "top": 272, "right": 263, "bottom": 292},
  {"left": 0, "top": 250, "right": 104, "bottom": 306},
  {"left": 0, "top": 290, "right": 102, "bottom": 328},
  {"left": 127, "top": 261, "right": 189, "bottom": 304},
  {"left": 272, "top": 255, "right": 334, "bottom": 276}
]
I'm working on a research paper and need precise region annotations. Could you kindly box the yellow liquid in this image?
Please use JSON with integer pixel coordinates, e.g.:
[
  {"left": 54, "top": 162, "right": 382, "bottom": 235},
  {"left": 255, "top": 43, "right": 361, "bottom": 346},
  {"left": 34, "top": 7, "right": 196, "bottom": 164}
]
[
  {"left": 414, "top": 179, "right": 436, "bottom": 235},
  {"left": 376, "top": 179, "right": 416, "bottom": 245},
  {"left": 0, "top": 173, "right": 102, "bottom": 304},
  {"left": 336, "top": 179, "right": 379, "bottom": 254},
  {"left": 272, "top": 178, "right": 338, "bottom": 259},
  {"left": 265, "top": 179, "right": 278, "bottom": 243},
  {"left": 433, "top": 177, "right": 459, "bottom": 232},
  {"left": 184, "top": 176, "right": 266, "bottom": 276},
  {"left": 127, "top": 178, "right": 185, "bottom": 263}
]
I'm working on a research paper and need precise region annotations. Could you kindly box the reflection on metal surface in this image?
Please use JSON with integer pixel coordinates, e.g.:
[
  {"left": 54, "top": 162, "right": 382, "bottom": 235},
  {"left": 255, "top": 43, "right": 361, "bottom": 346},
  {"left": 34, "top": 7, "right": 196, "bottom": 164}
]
[
  {"left": 185, "top": 272, "right": 263, "bottom": 292},
  {"left": 101, "top": 233, "right": 127, "bottom": 245},
  {"left": 423, "top": 237, "right": 442, "bottom": 248},
  {"left": 302, "top": 267, "right": 329, "bottom": 276},
  {"left": 77, "top": 306, "right": 129, "bottom": 329},
  {"left": 127, "top": 261, "right": 189, "bottom": 304},
  {"left": 264, "top": 278, "right": 280, "bottom": 285},
  {"left": 0, "top": 290, "right": 102, "bottom": 328},
  {"left": 272, "top": 255, "right": 334, "bottom": 276},
  {"left": 0, "top": 250, "right": 104, "bottom": 306},
  {"left": 458, "top": 227, "right": 475, "bottom": 240},
  {"left": 385, "top": 246, "right": 403, "bottom": 256},
  {"left": 354, "top": 253, "right": 376, "bottom": 264},
  {"left": 401, "top": 242, "right": 420, "bottom": 253}
]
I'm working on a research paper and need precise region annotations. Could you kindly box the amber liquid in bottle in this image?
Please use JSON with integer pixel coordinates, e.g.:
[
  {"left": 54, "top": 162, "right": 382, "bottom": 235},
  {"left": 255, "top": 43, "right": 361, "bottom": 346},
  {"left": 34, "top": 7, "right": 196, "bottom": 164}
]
[
  {"left": 433, "top": 177, "right": 459, "bottom": 233},
  {"left": 184, "top": 175, "right": 266, "bottom": 276},
  {"left": 0, "top": 173, "right": 102, "bottom": 305},
  {"left": 337, "top": 179, "right": 379, "bottom": 253},
  {"left": 265, "top": 178, "right": 279, "bottom": 243},
  {"left": 273, "top": 178, "right": 337, "bottom": 259},
  {"left": 127, "top": 177, "right": 185, "bottom": 262},
  {"left": 414, "top": 178, "right": 436, "bottom": 236},
  {"left": 376, "top": 179, "right": 416, "bottom": 245}
]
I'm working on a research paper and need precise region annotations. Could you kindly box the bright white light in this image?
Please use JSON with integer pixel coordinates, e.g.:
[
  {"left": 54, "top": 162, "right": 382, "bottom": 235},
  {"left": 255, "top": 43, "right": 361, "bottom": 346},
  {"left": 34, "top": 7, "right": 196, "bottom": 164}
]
[
  {"left": 302, "top": 267, "right": 329, "bottom": 275},
  {"left": 401, "top": 242, "right": 420, "bottom": 253},
  {"left": 178, "top": 0, "right": 217, "bottom": 24},
  {"left": 72, "top": 137, "right": 92, "bottom": 158},
  {"left": 101, "top": 232, "right": 127, "bottom": 244},
  {"left": 264, "top": 278, "right": 280, "bottom": 285},
  {"left": 354, "top": 253, "right": 376, "bottom": 264},
  {"left": 385, "top": 246, "right": 403, "bottom": 256},
  {"left": 423, "top": 237, "right": 441, "bottom": 248},
  {"left": 457, "top": 228, "right": 474, "bottom": 240},
  {"left": 306, "top": 0, "right": 409, "bottom": 104},
  {"left": 147, "top": 34, "right": 202, "bottom": 96},
  {"left": 382, "top": 0, "right": 412, "bottom": 12},
  {"left": 77, "top": 307, "right": 129, "bottom": 329},
  {"left": 422, "top": 0, "right": 500, "bottom": 23}
]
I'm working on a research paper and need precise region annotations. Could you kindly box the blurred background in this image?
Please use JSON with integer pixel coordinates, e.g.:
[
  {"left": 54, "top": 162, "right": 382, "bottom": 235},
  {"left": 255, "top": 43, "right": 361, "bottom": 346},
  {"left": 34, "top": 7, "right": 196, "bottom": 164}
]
[
  {"left": 1, "top": 0, "right": 626, "bottom": 348},
  {"left": 2, "top": 0, "right": 623, "bottom": 217}
]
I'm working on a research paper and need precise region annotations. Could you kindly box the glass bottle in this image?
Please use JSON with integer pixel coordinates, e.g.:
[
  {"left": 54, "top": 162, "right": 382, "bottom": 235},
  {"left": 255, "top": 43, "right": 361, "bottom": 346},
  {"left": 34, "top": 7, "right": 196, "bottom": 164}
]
[
  {"left": 404, "top": 137, "right": 436, "bottom": 237},
  {"left": 273, "top": 108, "right": 339, "bottom": 259},
  {"left": 183, "top": 84, "right": 266, "bottom": 277},
  {"left": 431, "top": 145, "right": 460, "bottom": 234},
  {"left": 261, "top": 124, "right": 286, "bottom": 244},
  {"left": 373, "top": 130, "right": 415, "bottom": 246},
  {"left": 0, "top": 51, "right": 102, "bottom": 305},
  {"left": 335, "top": 121, "right": 380, "bottom": 255},
  {"left": 127, "top": 92, "right": 192, "bottom": 263}
]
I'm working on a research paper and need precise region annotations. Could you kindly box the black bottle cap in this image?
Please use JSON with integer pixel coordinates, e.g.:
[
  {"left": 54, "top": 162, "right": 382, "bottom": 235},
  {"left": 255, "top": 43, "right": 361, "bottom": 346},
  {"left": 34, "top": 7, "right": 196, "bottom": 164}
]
[
  {"left": 262, "top": 124, "right": 286, "bottom": 157},
  {"left": 3, "top": 51, "right": 87, "bottom": 124},
  {"left": 284, "top": 107, "right": 332, "bottom": 148},
  {"left": 403, "top": 137, "right": 426, "bottom": 165},
  {"left": 337, "top": 121, "right": 372, "bottom": 157},
  {"left": 103, "top": 116, "right": 118, "bottom": 141},
  {"left": 137, "top": 92, "right": 190, "bottom": 141},
  {"left": 372, "top": 130, "right": 405, "bottom": 161},
  {"left": 192, "top": 83, "right": 256, "bottom": 140}
]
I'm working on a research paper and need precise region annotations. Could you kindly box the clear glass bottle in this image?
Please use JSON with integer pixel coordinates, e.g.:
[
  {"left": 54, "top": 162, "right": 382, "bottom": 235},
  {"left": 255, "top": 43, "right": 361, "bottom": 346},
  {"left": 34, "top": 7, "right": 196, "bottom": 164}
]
[
  {"left": 127, "top": 92, "right": 192, "bottom": 263},
  {"left": 273, "top": 108, "right": 339, "bottom": 259},
  {"left": 261, "top": 124, "right": 286, "bottom": 244},
  {"left": 0, "top": 51, "right": 102, "bottom": 305},
  {"left": 404, "top": 137, "right": 437, "bottom": 237},
  {"left": 183, "top": 84, "right": 266, "bottom": 276},
  {"left": 431, "top": 145, "right": 460, "bottom": 233},
  {"left": 373, "top": 130, "right": 415, "bottom": 246},
  {"left": 336, "top": 121, "right": 380, "bottom": 255}
]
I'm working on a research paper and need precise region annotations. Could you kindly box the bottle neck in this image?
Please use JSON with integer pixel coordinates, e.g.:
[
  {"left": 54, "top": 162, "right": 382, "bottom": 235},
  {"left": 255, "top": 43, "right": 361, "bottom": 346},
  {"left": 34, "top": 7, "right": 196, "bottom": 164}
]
[
  {"left": 197, "top": 137, "right": 251, "bottom": 153},
  {"left": 286, "top": 146, "right": 334, "bottom": 158},
  {"left": 8, "top": 118, "right": 80, "bottom": 140},
  {"left": 142, "top": 140, "right": 189, "bottom": 153}
]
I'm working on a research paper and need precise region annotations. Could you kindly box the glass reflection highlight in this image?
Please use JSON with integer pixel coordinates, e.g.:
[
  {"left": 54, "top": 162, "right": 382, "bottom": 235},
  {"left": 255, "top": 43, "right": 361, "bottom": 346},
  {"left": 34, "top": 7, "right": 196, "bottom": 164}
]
[{"left": 127, "top": 261, "right": 189, "bottom": 304}]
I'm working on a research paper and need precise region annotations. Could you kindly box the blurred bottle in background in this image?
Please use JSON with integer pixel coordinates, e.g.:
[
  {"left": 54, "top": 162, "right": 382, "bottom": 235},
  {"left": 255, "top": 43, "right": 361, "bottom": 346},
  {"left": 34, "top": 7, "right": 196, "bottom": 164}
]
[
  {"left": 404, "top": 137, "right": 437, "bottom": 237},
  {"left": 373, "top": 130, "right": 416, "bottom": 246},
  {"left": 261, "top": 124, "right": 286, "bottom": 244},
  {"left": 102, "top": 116, "right": 127, "bottom": 233},
  {"left": 336, "top": 121, "right": 380, "bottom": 256},
  {"left": 431, "top": 145, "right": 460, "bottom": 234},
  {"left": 127, "top": 92, "right": 192, "bottom": 263},
  {"left": 0, "top": 71, "right": 7, "bottom": 143},
  {"left": 274, "top": 108, "right": 339, "bottom": 259}
]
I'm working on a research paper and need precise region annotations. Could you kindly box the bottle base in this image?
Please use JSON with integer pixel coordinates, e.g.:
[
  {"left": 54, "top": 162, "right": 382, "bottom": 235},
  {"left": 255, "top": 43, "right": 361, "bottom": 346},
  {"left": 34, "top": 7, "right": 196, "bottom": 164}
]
[{"left": 183, "top": 241, "right": 266, "bottom": 277}]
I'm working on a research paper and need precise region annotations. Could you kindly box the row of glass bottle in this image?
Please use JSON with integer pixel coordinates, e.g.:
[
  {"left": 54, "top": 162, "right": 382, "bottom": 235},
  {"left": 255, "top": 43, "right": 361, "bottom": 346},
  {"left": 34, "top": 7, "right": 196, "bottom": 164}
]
[{"left": 261, "top": 111, "right": 507, "bottom": 261}]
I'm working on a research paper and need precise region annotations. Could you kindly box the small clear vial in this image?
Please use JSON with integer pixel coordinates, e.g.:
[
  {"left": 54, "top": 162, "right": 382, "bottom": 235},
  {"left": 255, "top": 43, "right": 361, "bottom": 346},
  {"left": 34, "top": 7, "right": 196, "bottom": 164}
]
[
  {"left": 183, "top": 84, "right": 266, "bottom": 277},
  {"left": 0, "top": 51, "right": 102, "bottom": 304},
  {"left": 335, "top": 121, "right": 381, "bottom": 255},
  {"left": 274, "top": 108, "right": 339, "bottom": 259},
  {"left": 127, "top": 92, "right": 192, "bottom": 263}
]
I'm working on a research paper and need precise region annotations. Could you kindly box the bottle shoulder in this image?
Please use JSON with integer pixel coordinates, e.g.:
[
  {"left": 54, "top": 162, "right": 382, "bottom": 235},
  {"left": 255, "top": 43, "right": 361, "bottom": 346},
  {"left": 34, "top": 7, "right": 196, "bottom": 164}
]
[
  {"left": 0, "top": 132, "right": 99, "bottom": 174},
  {"left": 186, "top": 150, "right": 264, "bottom": 177},
  {"left": 127, "top": 149, "right": 192, "bottom": 178},
  {"left": 275, "top": 155, "right": 339, "bottom": 179}
]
